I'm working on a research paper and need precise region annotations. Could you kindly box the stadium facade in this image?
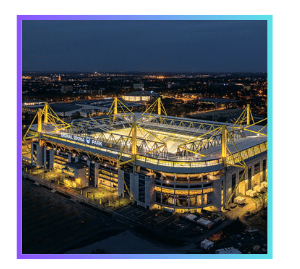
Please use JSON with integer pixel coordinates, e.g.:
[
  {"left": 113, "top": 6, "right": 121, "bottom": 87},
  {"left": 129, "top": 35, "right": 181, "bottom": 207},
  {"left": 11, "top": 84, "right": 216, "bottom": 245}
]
[{"left": 23, "top": 98, "right": 268, "bottom": 213}]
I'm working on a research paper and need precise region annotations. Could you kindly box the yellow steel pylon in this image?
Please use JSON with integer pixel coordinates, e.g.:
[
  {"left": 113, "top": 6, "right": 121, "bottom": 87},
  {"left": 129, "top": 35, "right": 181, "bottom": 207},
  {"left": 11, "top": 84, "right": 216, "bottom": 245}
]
[
  {"left": 233, "top": 104, "right": 254, "bottom": 127},
  {"left": 131, "top": 115, "right": 137, "bottom": 161},
  {"left": 141, "top": 97, "right": 167, "bottom": 118},
  {"left": 222, "top": 125, "right": 227, "bottom": 165},
  {"left": 114, "top": 97, "right": 118, "bottom": 115},
  {"left": 158, "top": 97, "right": 161, "bottom": 115},
  {"left": 221, "top": 125, "right": 248, "bottom": 209},
  {"left": 22, "top": 103, "right": 72, "bottom": 167}
]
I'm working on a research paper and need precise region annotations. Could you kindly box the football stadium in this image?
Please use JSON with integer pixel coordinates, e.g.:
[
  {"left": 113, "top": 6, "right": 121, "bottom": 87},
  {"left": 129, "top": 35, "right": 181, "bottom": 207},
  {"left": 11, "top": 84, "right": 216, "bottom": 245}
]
[{"left": 22, "top": 98, "right": 268, "bottom": 213}]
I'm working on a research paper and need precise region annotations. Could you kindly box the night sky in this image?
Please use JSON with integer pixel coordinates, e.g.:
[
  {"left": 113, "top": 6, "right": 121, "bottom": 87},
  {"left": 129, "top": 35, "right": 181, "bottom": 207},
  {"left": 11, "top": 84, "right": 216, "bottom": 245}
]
[{"left": 22, "top": 20, "right": 267, "bottom": 73}]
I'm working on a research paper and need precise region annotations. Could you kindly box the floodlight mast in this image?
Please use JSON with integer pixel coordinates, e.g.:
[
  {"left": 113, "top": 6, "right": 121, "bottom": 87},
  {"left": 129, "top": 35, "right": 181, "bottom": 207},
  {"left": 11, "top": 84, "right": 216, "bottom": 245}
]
[
  {"left": 131, "top": 115, "right": 137, "bottom": 161},
  {"left": 221, "top": 125, "right": 227, "bottom": 166},
  {"left": 44, "top": 102, "right": 48, "bottom": 123},
  {"left": 114, "top": 97, "right": 118, "bottom": 115},
  {"left": 141, "top": 97, "right": 167, "bottom": 118},
  {"left": 37, "top": 108, "right": 43, "bottom": 147},
  {"left": 158, "top": 97, "right": 161, "bottom": 115},
  {"left": 247, "top": 104, "right": 250, "bottom": 125}
]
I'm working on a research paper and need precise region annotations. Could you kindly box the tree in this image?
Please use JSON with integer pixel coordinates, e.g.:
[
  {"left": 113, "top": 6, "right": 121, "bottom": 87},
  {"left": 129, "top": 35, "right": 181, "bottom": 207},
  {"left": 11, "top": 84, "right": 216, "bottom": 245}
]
[
  {"left": 258, "top": 191, "right": 268, "bottom": 209},
  {"left": 254, "top": 191, "right": 268, "bottom": 210}
]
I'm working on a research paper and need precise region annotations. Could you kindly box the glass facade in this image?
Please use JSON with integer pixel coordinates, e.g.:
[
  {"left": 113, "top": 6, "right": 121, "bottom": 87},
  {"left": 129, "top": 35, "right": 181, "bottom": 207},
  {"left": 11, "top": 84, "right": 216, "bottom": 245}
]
[{"left": 155, "top": 185, "right": 212, "bottom": 208}]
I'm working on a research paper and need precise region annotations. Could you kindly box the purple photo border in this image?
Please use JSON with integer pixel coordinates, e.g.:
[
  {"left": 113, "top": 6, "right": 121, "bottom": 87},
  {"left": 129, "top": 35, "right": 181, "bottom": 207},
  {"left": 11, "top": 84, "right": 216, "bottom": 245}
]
[
  {"left": 17, "top": 15, "right": 22, "bottom": 258},
  {"left": 17, "top": 15, "right": 272, "bottom": 259}
]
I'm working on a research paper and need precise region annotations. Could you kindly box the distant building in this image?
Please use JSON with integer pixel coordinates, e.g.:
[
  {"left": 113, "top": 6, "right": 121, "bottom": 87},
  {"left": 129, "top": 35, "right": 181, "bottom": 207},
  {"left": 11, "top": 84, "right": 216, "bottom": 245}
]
[
  {"left": 133, "top": 83, "right": 144, "bottom": 90},
  {"left": 82, "top": 78, "right": 91, "bottom": 82},
  {"left": 123, "top": 90, "right": 160, "bottom": 102},
  {"left": 182, "top": 93, "right": 202, "bottom": 99},
  {"left": 168, "top": 82, "right": 180, "bottom": 88},
  {"left": 22, "top": 100, "right": 45, "bottom": 106},
  {"left": 61, "top": 85, "right": 73, "bottom": 93},
  {"left": 78, "top": 88, "right": 90, "bottom": 94}
]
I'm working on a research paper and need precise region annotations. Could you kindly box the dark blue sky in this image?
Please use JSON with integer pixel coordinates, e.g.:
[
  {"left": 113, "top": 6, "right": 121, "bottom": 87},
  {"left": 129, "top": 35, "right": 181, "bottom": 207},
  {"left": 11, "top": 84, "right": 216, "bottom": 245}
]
[{"left": 22, "top": 20, "right": 267, "bottom": 72}]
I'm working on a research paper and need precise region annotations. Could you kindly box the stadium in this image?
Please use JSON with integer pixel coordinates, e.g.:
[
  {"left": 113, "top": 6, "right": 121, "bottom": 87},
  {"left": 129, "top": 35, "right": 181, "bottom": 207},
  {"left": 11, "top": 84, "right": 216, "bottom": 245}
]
[{"left": 22, "top": 98, "right": 268, "bottom": 213}]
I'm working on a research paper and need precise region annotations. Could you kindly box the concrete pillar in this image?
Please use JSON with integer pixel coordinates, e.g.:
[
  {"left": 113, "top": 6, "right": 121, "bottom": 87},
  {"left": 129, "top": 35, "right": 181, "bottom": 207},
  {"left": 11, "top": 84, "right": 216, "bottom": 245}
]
[
  {"left": 244, "top": 169, "right": 249, "bottom": 192},
  {"left": 43, "top": 148, "right": 47, "bottom": 168},
  {"left": 248, "top": 165, "right": 253, "bottom": 190},
  {"left": 130, "top": 173, "right": 135, "bottom": 200},
  {"left": 250, "top": 164, "right": 254, "bottom": 189},
  {"left": 148, "top": 175, "right": 155, "bottom": 208},
  {"left": 259, "top": 161, "right": 263, "bottom": 183},
  {"left": 174, "top": 189, "right": 176, "bottom": 207},
  {"left": 42, "top": 148, "right": 54, "bottom": 169},
  {"left": 145, "top": 176, "right": 151, "bottom": 208},
  {"left": 49, "top": 149, "right": 54, "bottom": 169},
  {"left": 94, "top": 162, "right": 99, "bottom": 187},
  {"left": 264, "top": 159, "right": 268, "bottom": 182},
  {"left": 211, "top": 179, "right": 222, "bottom": 210},
  {"left": 231, "top": 172, "right": 237, "bottom": 200},
  {"left": 134, "top": 173, "right": 139, "bottom": 203},
  {"left": 31, "top": 142, "right": 35, "bottom": 165},
  {"left": 118, "top": 169, "right": 125, "bottom": 197},
  {"left": 34, "top": 143, "right": 43, "bottom": 167}
]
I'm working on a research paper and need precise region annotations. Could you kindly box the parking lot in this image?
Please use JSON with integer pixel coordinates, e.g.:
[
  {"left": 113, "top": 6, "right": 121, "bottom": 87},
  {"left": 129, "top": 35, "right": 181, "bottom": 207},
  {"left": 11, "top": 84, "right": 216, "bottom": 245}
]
[{"left": 115, "top": 205, "right": 217, "bottom": 240}]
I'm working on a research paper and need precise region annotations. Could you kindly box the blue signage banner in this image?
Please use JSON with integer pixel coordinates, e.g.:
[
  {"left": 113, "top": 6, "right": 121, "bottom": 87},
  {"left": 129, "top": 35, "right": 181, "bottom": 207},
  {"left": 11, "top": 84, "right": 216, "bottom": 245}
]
[{"left": 60, "top": 133, "right": 103, "bottom": 147}]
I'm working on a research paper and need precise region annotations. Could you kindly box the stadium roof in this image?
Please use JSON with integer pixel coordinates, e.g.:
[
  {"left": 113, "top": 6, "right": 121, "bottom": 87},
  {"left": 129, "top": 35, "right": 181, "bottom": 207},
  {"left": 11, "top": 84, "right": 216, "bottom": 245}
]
[{"left": 49, "top": 103, "right": 81, "bottom": 112}]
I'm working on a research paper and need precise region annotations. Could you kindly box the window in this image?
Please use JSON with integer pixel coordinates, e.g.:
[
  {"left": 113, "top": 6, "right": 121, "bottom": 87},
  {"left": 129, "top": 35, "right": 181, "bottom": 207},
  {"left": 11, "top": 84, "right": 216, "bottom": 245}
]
[{"left": 254, "top": 162, "right": 260, "bottom": 174}]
